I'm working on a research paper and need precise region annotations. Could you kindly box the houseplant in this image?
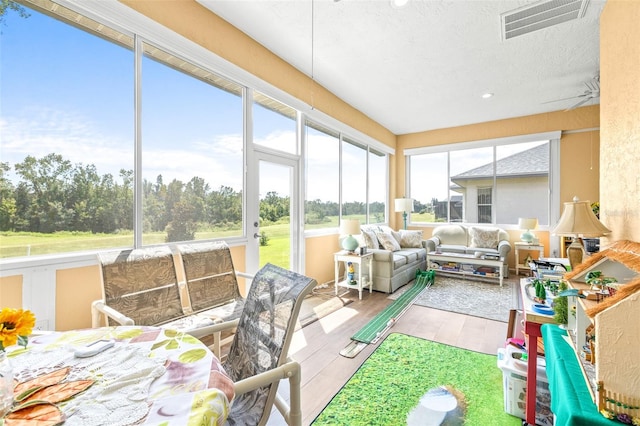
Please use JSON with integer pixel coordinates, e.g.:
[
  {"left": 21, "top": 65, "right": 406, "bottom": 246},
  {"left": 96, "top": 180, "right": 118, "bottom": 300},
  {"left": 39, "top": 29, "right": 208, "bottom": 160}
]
[{"left": 553, "top": 281, "right": 569, "bottom": 326}]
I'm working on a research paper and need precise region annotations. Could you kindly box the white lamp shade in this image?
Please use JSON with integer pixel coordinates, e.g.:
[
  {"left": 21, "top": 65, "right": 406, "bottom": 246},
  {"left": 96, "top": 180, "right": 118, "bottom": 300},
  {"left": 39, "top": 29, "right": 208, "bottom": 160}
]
[
  {"left": 394, "top": 198, "right": 413, "bottom": 213},
  {"left": 552, "top": 198, "right": 611, "bottom": 237},
  {"left": 518, "top": 218, "right": 538, "bottom": 230},
  {"left": 339, "top": 219, "right": 361, "bottom": 236}
]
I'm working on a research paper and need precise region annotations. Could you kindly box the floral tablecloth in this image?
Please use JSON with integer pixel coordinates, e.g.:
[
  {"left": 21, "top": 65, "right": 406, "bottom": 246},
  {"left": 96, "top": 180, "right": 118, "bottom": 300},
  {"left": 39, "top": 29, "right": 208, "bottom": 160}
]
[{"left": 7, "top": 326, "right": 234, "bottom": 426}]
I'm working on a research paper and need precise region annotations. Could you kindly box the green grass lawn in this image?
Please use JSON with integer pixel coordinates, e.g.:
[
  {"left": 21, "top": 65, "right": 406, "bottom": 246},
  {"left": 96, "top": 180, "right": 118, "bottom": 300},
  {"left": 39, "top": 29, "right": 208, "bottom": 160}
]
[
  {"left": 0, "top": 213, "right": 435, "bottom": 261},
  {"left": 0, "top": 224, "right": 292, "bottom": 262}
]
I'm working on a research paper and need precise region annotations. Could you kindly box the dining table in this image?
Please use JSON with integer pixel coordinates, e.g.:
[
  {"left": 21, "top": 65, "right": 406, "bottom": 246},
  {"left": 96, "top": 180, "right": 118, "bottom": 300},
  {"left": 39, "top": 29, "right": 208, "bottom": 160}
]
[{"left": 5, "top": 325, "right": 235, "bottom": 426}]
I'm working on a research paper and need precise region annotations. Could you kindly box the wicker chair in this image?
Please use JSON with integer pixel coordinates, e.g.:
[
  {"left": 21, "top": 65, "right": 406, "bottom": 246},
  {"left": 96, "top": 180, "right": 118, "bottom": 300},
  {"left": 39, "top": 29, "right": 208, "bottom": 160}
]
[{"left": 188, "top": 263, "right": 317, "bottom": 426}]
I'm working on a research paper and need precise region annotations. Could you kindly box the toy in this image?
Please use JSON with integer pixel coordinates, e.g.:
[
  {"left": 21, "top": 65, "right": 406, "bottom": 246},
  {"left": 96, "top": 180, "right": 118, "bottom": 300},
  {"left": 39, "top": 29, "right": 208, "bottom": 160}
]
[{"left": 347, "top": 261, "right": 356, "bottom": 285}]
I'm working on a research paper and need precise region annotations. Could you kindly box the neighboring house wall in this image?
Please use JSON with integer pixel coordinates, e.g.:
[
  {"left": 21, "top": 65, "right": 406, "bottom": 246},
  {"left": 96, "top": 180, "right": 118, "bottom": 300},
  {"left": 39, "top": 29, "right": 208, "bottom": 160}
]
[{"left": 453, "top": 177, "right": 548, "bottom": 225}]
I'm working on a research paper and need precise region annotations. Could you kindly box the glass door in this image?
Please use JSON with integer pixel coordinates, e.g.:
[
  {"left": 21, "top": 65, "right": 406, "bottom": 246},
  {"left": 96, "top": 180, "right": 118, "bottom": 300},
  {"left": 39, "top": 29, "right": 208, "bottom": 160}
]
[{"left": 250, "top": 151, "right": 300, "bottom": 272}]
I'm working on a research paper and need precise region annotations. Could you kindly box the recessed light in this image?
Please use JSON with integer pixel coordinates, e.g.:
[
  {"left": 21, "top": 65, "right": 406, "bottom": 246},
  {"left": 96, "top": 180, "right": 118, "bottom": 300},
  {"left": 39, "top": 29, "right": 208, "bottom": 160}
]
[
  {"left": 482, "top": 92, "right": 494, "bottom": 99},
  {"left": 391, "top": 0, "right": 409, "bottom": 8}
]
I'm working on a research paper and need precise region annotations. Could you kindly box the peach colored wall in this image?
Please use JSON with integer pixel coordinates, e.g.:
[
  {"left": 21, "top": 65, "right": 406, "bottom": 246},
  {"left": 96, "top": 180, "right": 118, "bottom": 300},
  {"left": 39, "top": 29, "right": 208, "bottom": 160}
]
[
  {"left": 304, "top": 234, "right": 343, "bottom": 287},
  {"left": 600, "top": 0, "right": 640, "bottom": 245},
  {"left": 0, "top": 275, "right": 23, "bottom": 308},
  {"left": 56, "top": 266, "right": 101, "bottom": 331}
]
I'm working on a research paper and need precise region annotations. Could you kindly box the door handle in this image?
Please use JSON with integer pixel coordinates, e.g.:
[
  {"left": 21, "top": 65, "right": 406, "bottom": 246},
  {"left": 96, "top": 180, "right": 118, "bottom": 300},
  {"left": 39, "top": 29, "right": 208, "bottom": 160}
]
[{"left": 254, "top": 233, "right": 261, "bottom": 239}]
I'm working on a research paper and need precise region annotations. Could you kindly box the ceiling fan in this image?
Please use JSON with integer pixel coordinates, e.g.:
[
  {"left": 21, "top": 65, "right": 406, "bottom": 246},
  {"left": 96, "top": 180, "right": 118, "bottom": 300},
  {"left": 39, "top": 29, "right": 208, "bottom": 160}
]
[{"left": 544, "top": 74, "right": 600, "bottom": 111}]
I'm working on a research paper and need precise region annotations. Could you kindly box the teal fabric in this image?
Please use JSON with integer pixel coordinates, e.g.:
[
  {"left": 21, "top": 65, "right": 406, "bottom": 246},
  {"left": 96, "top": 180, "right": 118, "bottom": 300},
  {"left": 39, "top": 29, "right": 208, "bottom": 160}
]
[{"left": 541, "top": 324, "right": 611, "bottom": 425}]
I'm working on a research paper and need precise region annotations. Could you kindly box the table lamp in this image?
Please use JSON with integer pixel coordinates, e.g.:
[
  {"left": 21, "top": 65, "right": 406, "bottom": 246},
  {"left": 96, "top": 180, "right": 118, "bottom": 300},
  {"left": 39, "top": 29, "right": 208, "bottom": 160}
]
[
  {"left": 518, "top": 218, "right": 538, "bottom": 243},
  {"left": 394, "top": 198, "right": 413, "bottom": 230},
  {"left": 551, "top": 196, "right": 611, "bottom": 270},
  {"left": 339, "top": 219, "right": 361, "bottom": 252}
]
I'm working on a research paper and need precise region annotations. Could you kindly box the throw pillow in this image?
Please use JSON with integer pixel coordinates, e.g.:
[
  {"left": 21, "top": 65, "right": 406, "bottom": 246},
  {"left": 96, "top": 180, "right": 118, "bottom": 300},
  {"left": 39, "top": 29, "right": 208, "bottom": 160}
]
[
  {"left": 391, "top": 230, "right": 403, "bottom": 246},
  {"left": 361, "top": 228, "right": 379, "bottom": 249},
  {"left": 376, "top": 231, "right": 401, "bottom": 251},
  {"left": 398, "top": 230, "right": 423, "bottom": 248},
  {"left": 469, "top": 227, "right": 500, "bottom": 249}
]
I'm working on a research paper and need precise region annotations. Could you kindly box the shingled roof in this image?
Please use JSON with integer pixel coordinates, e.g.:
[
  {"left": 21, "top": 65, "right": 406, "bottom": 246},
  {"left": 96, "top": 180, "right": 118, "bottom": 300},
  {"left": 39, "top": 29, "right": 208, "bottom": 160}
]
[{"left": 452, "top": 142, "right": 549, "bottom": 180}]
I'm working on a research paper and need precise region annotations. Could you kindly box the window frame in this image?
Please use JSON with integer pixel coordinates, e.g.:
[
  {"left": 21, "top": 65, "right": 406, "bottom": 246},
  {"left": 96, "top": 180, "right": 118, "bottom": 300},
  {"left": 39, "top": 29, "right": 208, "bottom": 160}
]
[{"left": 404, "top": 131, "right": 561, "bottom": 228}]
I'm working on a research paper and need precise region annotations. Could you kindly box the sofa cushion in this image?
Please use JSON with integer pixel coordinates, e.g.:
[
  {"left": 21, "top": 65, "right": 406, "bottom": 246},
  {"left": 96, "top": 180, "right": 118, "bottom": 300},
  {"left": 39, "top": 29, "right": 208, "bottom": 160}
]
[
  {"left": 469, "top": 226, "right": 500, "bottom": 249},
  {"left": 392, "top": 253, "right": 408, "bottom": 269},
  {"left": 439, "top": 244, "right": 467, "bottom": 254},
  {"left": 395, "top": 249, "right": 418, "bottom": 263},
  {"left": 376, "top": 231, "right": 401, "bottom": 251},
  {"left": 464, "top": 247, "right": 500, "bottom": 256}
]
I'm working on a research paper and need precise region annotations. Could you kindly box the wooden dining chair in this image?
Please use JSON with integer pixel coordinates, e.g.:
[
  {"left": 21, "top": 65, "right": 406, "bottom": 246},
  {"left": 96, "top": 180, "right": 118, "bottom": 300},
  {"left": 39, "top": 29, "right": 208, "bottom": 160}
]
[{"left": 188, "top": 263, "right": 317, "bottom": 426}]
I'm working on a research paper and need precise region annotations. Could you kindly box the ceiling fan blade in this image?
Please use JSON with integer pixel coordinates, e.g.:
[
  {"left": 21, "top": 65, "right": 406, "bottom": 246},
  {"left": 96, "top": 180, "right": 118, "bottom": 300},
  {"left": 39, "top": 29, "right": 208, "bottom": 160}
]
[
  {"left": 542, "top": 94, "right": 585, "bottom": 104},
  {"left": 564, "top": 95, "right": 594, "bottom": 111}
]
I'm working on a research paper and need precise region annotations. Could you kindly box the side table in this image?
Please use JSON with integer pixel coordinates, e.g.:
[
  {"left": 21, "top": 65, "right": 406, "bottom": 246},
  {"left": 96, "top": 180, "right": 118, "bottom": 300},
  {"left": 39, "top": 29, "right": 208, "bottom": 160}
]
[
  {"left": 519, "top": 278, "right": 556, "bottom": 425},
  {"left": 515, "top": 242, "right": 544, "bottom": 275},
  {"left": 334, "top": 251, "right": 373, "bottom": 300}
]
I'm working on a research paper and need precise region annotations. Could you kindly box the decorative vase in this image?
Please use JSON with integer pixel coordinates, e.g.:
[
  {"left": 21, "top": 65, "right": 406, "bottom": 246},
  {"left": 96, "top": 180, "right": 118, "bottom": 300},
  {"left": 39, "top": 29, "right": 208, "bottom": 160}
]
[{"left": 0, "top": 351, "right": 14, "bottom": 417}]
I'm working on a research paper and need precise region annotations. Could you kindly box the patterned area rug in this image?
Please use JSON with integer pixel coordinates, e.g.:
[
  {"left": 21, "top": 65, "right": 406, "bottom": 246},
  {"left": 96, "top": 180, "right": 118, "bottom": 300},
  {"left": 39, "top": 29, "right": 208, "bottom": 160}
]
[{"left": 389, "top": 274, "right": 519, "bottom": 322}]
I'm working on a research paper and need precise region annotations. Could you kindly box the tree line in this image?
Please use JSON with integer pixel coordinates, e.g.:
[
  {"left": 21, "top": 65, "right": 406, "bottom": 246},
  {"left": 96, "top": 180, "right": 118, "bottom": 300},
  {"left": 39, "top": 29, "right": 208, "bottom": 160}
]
[{"left": 0, "top": 153, "right": 384, "bottom": 241}]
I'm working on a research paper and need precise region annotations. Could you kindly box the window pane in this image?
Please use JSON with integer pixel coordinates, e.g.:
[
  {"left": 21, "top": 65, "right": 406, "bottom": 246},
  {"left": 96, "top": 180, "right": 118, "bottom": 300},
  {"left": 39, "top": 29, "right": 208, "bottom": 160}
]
[
  {"left": 368, "top": 148, "right": 387, "bottom": 224},
  {"left": 409, "top": 140, "right": 551, "bottom": 226},
  {"left": 305, "top": 121, "right": 339, "bottom": 230},
  {"left": 341, "top": 138, "right": 367, "bottom": 221},
  {"left": 477, "top": 188, "right": 492, "bottom": 223},
  {"left": 141, "top": 43, "right": 243, "bottom": 244},
  {"left": 410, "top": 152, "right": 448, "bottom": 223},
  {"left": 253, "top": 92, "right": 297, "bottom": 154},
  {"left": 0, "top": 1, "right": 134, "bottom": 258},
  {"left": 450, "top": 147, "right": 493, "bottom": 223},
  {"left": 495, "top": 141, "right": 549, "bottom": 225}
]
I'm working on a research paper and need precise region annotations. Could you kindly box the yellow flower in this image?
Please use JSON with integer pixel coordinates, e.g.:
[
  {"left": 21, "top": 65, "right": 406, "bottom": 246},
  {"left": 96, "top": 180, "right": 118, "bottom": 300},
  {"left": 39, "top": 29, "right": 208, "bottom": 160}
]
[{"left": 0, "top": 308, "right": 36, "bottom": 352}]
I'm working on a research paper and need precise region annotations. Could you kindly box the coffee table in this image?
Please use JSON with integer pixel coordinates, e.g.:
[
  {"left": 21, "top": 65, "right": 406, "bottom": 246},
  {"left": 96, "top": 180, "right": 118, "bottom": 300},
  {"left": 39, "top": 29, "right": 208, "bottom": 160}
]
[{"left": 427, "top": 251, "right": 504, "bottom": 286}]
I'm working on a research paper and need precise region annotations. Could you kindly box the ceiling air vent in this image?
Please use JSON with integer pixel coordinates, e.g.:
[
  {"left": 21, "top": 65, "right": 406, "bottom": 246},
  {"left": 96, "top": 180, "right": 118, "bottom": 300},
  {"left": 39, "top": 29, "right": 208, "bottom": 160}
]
[{"left": 501, "top": 0, "right": 590, "bottom": 40}]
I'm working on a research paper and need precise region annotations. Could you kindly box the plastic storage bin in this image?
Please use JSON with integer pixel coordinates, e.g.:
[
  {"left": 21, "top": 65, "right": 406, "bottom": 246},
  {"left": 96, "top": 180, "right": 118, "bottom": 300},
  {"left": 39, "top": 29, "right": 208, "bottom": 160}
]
[{"left": 497, "top": 346, "right": 553, "bottom": 426}]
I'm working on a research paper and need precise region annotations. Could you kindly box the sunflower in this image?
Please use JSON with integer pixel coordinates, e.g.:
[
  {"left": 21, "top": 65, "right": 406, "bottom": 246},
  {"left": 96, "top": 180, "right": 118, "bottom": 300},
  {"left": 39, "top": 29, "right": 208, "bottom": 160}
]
[{"left": 0, "top": 308, "right": 36, "bottom": 352}]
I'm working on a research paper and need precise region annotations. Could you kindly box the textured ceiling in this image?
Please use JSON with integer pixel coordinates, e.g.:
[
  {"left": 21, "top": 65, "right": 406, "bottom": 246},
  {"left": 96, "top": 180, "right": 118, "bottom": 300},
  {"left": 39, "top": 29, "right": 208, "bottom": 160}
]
[{"left": 197, "top": 0, "right": 605, "bottom": 135}]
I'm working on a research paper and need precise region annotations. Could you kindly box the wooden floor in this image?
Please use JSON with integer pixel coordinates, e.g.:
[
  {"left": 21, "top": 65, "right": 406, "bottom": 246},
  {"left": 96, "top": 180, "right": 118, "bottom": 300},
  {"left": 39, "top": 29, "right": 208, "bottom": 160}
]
[{"left": 266, "top": 288, "right": 509, "bottom": 425}]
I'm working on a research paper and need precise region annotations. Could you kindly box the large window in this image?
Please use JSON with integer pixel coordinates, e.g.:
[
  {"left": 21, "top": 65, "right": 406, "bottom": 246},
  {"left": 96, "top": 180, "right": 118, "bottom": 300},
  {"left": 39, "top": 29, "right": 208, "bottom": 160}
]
[
  {"left": 341, "top": 139, "right": 367, "bottom": 221},
  {"left": 408, "top": 138, "right": 553, "bottom": 226},
  {"left": 305, "top": 120, "right": 388, "bottom": 231},
  {"left": 304, "top": 122, "right": 339, "bottom": 230},
  {"left": 253, "top": 92, "right": 297, "bottom": 155},
  {"left": 0, "top": 1, "right": 135, "bottom": 257},
  {"left": 141, "top": 43, "right": 244, "bottom": 244},
  {"left": 368, "top": 148, "right": 387, "bottom": 224}
]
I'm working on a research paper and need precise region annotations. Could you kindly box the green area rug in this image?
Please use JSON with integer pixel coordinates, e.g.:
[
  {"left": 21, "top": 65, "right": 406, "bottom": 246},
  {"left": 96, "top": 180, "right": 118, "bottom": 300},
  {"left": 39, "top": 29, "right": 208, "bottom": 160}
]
[{"left": 313, "top": 333, "right": 519, "bottom": 426}]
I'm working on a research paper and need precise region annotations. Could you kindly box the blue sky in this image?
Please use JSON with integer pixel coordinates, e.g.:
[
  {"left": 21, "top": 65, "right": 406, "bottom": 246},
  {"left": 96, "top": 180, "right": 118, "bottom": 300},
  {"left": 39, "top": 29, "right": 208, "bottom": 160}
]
[{"left": 1, "top": 4, "right": 254, "bottom": 194}]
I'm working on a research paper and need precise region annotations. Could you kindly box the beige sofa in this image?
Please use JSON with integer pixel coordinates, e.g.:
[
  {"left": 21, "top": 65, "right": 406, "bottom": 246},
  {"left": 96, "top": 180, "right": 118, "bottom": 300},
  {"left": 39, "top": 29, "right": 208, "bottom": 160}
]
[
  {"left": 425, "top": 224, "right": 511, "bottom": 277},
  {"left": 355, "top": 225, "right": 427, "bottom": 294}
]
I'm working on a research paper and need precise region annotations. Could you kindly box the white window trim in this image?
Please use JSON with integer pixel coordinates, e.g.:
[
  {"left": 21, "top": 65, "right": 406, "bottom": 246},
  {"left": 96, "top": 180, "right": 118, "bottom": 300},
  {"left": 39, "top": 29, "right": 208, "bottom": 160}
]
[
  {"left": 403, "top": 131, "right": 561, "bottom": 156},
  {"left": 404, "top": 132, "right": 561, "bottom": 233}
]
